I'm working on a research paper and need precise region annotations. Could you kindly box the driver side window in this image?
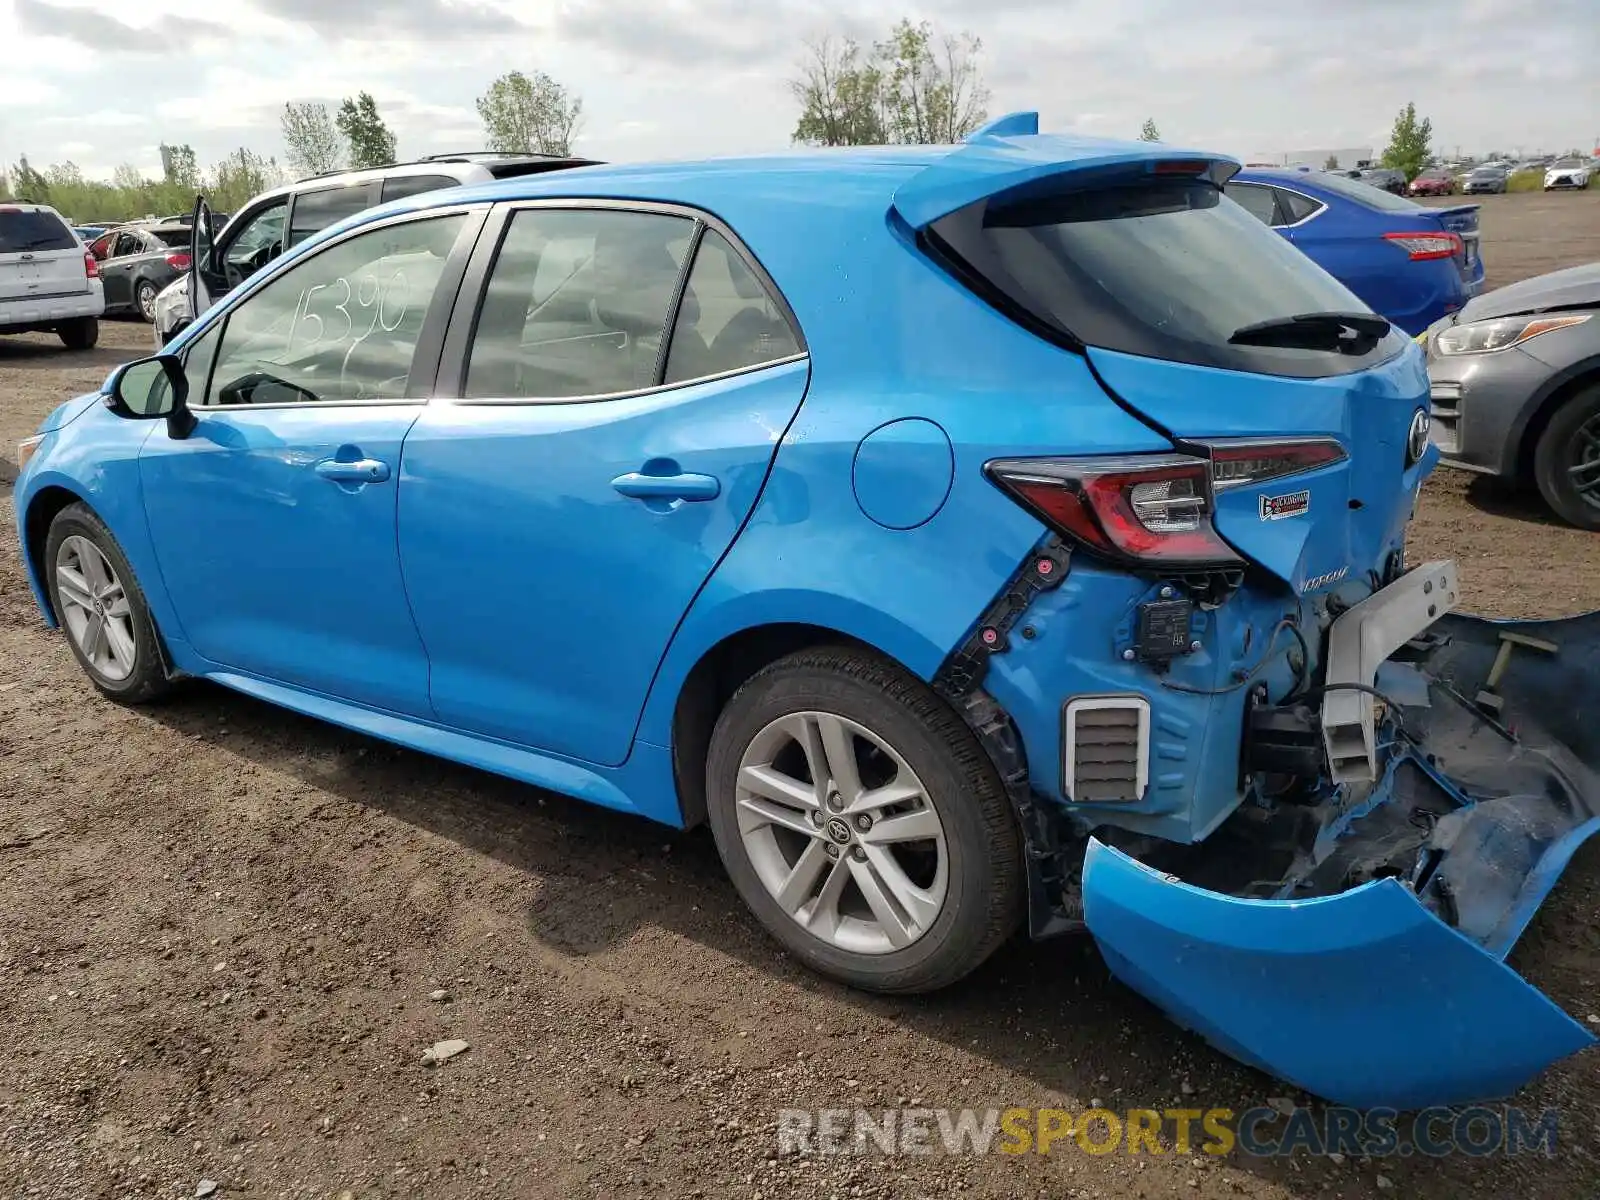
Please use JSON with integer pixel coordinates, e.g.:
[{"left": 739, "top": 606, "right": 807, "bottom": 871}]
[{"left": 201, "top": 213, "right": 466, "bottom": 408}]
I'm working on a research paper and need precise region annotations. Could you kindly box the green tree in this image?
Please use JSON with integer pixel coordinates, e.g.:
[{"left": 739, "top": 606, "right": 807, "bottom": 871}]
[
  {"left": 282, "top": 101, "right": 344, "bottom": 178},
  {"left": 876, "top": 19, "right": 989, "bottom": 144},
  {"left": 1380, "top": 102, "right": 1433, "bottom": 181},
  {"left": 1324, "top": 153, "right": 1341, "bottom": 170},
  {"left": 208, "top": 148, "right": 279, "bottom": 209},
  {"left": 1139, "top": 118, "right": 1160, "bottom": 142},
  {"left": 9, "top": 156, "right": 51, "bottom": 203},
  {"left": 336, "top": 92, "right": 397, "bottom": 169},
  {"left": 790, "top": 35, "right": 886, "bottom": 146},
  {"left": 476, "top": 70, "right": 582, "bottom": 156},
  {"left": 160, "top": 143, "right": 200, "bottom": 190}
]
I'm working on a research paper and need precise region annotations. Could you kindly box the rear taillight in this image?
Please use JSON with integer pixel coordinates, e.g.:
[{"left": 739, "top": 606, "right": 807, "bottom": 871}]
[
  {"left": 83, "top": 250, "right": 99, "bottom": 279},
  {"left": 165, "top": 253, "right": 191, "bottom": 270},
  {"left": 1204, "top": 437, "right": 1348, "bottom": 491},
  {"left": 1383, "top": 231, "right": 1462, "bottom": 261},
  {"left": 987, "top": 454, "right": 1241, "bottom": 569},
  {"left": 989, "top": 438, "right": 1348, "bottom": 570}
]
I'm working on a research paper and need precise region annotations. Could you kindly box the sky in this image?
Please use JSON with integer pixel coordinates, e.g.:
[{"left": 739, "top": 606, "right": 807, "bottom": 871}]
[{"left": 3, "top": 0, "right": 1597, "bottom": 182}]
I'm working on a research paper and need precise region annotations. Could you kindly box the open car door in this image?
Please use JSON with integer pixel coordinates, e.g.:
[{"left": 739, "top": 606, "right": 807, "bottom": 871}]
[{"left": 187, "top": 193, "right": 215, "bottom": 327}]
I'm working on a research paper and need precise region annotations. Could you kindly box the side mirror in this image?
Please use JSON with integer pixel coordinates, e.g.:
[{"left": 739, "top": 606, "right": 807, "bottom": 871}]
[{"left": 104, "top": 355, "right": 197, "bottom": 439}]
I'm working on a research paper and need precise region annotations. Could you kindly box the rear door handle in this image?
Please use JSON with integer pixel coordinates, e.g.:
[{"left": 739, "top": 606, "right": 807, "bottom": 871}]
[
  {"left": 611, "top": 471, "right": 720, "bottom": 502},
  {"left": 315, "top": 458, "right": 391, "bottom": 483}
]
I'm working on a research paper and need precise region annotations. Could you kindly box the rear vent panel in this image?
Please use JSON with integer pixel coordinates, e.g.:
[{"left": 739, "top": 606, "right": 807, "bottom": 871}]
[{"left": 1063, "top": 696, "right": 1151, "bottom": 803}]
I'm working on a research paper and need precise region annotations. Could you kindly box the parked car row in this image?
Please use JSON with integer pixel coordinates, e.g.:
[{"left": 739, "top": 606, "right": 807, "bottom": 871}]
[{"left": 15, "top": 113, "right": 1600, "bottom": 1112}]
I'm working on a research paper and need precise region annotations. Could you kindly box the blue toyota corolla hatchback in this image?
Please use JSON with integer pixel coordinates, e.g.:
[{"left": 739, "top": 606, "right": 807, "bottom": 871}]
[
  {"left": 14, "top": 114, "right": 1598, "bottom": 1109},
  {"left": 1227, "top": 167, "right": 1484, "bottom": 335}
]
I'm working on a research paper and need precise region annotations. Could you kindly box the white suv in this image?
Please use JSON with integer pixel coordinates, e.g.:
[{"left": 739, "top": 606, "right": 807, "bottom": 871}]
[
  {"left": 0, "top": 203, "right": 105, "bottom": 349},
  {"left": 153, "top": 152, "right": 594, "bottom": 345}
]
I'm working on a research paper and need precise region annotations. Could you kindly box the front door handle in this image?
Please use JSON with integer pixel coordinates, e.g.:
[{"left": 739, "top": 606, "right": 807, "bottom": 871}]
[
  {"left": 611, "top": 470, "right": 720, "bottom": 502},
  {"left": 315, "top": 457, "right": 391, "bottom": 483}
]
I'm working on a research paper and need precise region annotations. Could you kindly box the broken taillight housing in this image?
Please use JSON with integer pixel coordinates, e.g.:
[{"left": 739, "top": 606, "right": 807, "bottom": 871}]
[{"left": 988, "top": 438, "right": 1348, "bottom": 571}]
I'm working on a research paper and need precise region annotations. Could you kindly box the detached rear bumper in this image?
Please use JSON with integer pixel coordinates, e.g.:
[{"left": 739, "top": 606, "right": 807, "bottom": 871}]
[{"left": 1082, "top": 608, "right": 1600, "bottom": 1108}]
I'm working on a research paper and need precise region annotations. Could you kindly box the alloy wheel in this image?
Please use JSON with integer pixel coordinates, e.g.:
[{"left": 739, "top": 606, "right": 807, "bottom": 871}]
[
  {"left": 138, "top": 283, "right": 158, "bottom": 321},
  {"left": 1567, "top": 413, "right": 1600, "bottom": 509},
  {"left": 55, "top": 535, "right": 137, "bottom": 681},
  {"left": 735, "top": 710, "right": 948, "bottom": 955}
]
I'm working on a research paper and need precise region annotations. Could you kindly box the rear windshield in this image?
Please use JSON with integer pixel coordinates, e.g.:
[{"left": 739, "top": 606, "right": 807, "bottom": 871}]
[
  {"left": 0, "top": 208, "right": 77, "bottom": 253},
  {"left": 1304, "top": 171, "right": 1423, "bottom": 212},
  {"left": 151, "top": 227, "right": 190, "bottom": 248},
  {"left": 929, "top": 177, "right": 1405, "bottom": 380}
]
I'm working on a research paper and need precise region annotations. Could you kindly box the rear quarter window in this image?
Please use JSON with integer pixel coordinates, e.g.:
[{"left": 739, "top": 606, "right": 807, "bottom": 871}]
[
  {"left": 0, "top": 209, "right": 77, "bottom": 253},
  {"left": 928, "top": 177, "right": 1406, "bottom": 380},
  {"left": 381, "top": 175, "right": 461, "bottom": 204}
]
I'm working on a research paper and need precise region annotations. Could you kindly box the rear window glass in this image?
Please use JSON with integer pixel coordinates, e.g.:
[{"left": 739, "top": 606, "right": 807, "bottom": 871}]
[
  {"left": 1304, "top": 171, "right": 1423, "bottom": 212},
  {"left": 151, "top": 228, "right": 190, "bottom": 248},
  {"left": 288, "top": 184, "right": 373, "bottom": 247},
  {"left": 0, "top": 208, "right": 77, "bottom": 253},
  {"left": 929, "top": 178, "right": 1405, "bottom": 380}
]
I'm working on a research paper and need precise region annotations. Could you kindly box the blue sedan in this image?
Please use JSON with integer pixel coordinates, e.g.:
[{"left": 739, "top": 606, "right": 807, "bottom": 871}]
[
  {"left": 1227, "top": 168, "right": 1485, "bottom": 334},
  {"left": 12, "top": 117, "right": 1597, "bottom": 1108}
]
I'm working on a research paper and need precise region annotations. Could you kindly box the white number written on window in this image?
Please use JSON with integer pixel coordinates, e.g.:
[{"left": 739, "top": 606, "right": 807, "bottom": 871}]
[{"left": 285, "top": 269, "right": 411, "bottom": 355}]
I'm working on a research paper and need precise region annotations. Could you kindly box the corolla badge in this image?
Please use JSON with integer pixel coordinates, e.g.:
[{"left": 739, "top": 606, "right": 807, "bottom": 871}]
[
  {"left": 1407, "top": 409, "right": 1431, "bottom": 466},
  {"left": 1304, "top": 565, "right": 1350, "bottom": 592}
]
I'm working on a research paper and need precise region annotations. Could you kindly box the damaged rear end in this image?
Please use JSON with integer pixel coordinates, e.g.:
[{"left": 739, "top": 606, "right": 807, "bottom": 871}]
[{"left": 899, "top": 120, "right": 1599, "bottom": 1107}]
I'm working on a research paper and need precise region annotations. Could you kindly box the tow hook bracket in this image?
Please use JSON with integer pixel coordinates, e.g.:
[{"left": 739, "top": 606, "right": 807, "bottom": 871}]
[
  {"left": 1323, "top": 561, "right": 1460, "bottom": 784},
  {"left": 1474, "top": 630, "right": 1558, "bottom": 716}
]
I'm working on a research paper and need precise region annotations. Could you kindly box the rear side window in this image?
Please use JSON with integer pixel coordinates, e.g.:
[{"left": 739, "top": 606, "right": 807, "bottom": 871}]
[
  {"left": 381, "top": 175, "right": 461, "bottom": 204},
  {"left": 665, "top": 230, "right": 801, "bottom": 383},
  {"left": 1307, "top": 171, "right": 1423, "bottom": 213},
  {"left": 465, "top": 208, "right": 694, "bottom": 400},
  {"left": 929, "top": 178, "right": 1405, "bottom": 379},
  {"left": 0, "top": 208, "right": 76, "bottom": 253},
  {"left": 288, "top": 183, "right": 374, "bottom": 247},
  {"left": 1279, "top": 190, "right": 1323, "bottom": 223}
]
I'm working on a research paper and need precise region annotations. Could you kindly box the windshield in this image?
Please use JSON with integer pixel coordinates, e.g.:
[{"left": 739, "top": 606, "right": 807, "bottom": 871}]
[
  {"left": 0, "top": 208, "right": 77, "bottom": 253},
  {"left": 1553, "top": 159, "right": 1583, "bottom": 168},
  {"left": 928, "top": 177, "right": 1405, "bottom": 380}
]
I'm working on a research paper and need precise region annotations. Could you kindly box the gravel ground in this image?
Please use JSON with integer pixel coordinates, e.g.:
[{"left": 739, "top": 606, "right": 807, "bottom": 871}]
[{"left": 2, "top": 192, "right": 1599, "bottom": 1199}]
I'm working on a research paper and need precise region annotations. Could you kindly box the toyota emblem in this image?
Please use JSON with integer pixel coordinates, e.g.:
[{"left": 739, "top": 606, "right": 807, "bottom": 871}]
[{"left": 1406, "top": 409, "right": 1431, "bottom": 466}]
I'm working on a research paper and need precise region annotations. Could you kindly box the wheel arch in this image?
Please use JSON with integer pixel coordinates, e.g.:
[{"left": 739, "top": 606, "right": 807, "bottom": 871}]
[
  {"left": 21, "top": 482, "right": 91, "bottom": 626},
  {"left": 668, "top": 621, "right": 906, "bottom": 828},
  {"left": 1513, "top": 356, "right": 1600, "bottom": 482}
]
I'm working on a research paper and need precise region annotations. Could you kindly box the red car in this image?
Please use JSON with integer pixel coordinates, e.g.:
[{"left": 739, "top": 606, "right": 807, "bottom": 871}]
[{"left": 1409, "top": 168, "right": 1456, "bottom": 196}]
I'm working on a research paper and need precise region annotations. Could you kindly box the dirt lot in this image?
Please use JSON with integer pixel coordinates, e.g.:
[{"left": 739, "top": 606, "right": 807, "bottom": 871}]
[{"left": 3, "top": 192, "right": 1600, "bottom": 1200}]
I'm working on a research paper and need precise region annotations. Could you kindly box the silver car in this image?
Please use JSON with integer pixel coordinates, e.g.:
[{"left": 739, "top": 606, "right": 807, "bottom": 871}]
[{"left": 1424, "top": 263, "right": 1600, "bottom": 527}]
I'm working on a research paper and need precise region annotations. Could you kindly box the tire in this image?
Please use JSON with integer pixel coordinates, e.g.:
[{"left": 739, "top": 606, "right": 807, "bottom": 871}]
[
  {"left": 705, "top": 646, "right": 1023, "bottom": 994},
  {"left": 44, "top": 502, "right": 172, "bottom": 704},
  {"left": 1533, "top": 383, "right": 1600, "bottom": 531},
  {"left": 57, "top": 317, "right": 99, "bottom": 350},
  {"left": 135, "top": 279, "right": 159, "bottom": 323}
]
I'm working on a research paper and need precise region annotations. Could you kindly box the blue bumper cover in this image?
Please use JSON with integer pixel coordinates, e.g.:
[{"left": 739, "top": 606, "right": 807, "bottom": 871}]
[{"left": 1080, "top": 610, "right": 1600, "bottom": 1109}]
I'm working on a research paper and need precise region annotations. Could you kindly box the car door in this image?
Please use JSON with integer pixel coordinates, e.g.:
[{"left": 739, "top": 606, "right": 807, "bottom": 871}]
[
  {"left": 399, "top": 203, "right": 811, "bottom": 766},
  {"left": 190, "top": 195, "right": 290, "bottom": 324},
  {"left": 140, "top": 206, "right": 484, "bottom": 716},
  {"left": 100, "top": 231, "right": 145, "bottom": 309}
]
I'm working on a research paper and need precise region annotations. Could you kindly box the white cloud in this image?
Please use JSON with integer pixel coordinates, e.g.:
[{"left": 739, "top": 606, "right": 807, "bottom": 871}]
[{"left": 4, "top": 0, "right": 1596, "bottom": 179}]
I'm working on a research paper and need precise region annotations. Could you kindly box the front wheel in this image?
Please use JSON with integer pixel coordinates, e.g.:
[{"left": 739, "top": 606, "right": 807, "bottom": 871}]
[
  {"left": 1533, "top": 384, "right": 1600, "bottom": 530},
  {"left": 44, "top": 503, "right": 172, "bottom": 703},
  {"left": 705, "top": 646, "right": 1023, "bottom": 994},
  {"left": 57, "top": 317, "right": 98, "bottom": 350}
]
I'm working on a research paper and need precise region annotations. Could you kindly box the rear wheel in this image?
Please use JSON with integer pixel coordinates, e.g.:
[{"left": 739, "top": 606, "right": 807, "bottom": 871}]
[
  {"left": 135, "top": 279, "right": 159, "bottom": 323},
  {"left": 44, "top": 503, "right": 171, "bottom": 703},
  {"left": 57, "top": 317, "right": 98, "bottom": 350},
  {"left": 1534, "top": 383, "right": 1600, "bottom": 530},
  {"left": 705, "top": 646, "right": 1023, "bottom": 993}
]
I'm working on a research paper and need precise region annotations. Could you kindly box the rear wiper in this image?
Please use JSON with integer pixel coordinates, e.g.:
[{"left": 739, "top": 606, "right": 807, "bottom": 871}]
[{"left": 1229, "top": 311, "right": 1391, "bottom": 354}]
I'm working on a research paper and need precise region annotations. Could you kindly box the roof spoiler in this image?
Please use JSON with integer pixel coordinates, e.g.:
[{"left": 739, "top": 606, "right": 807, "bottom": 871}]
[{"left": 892, "top": 112, "right": 1240, "bottom": 229}]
